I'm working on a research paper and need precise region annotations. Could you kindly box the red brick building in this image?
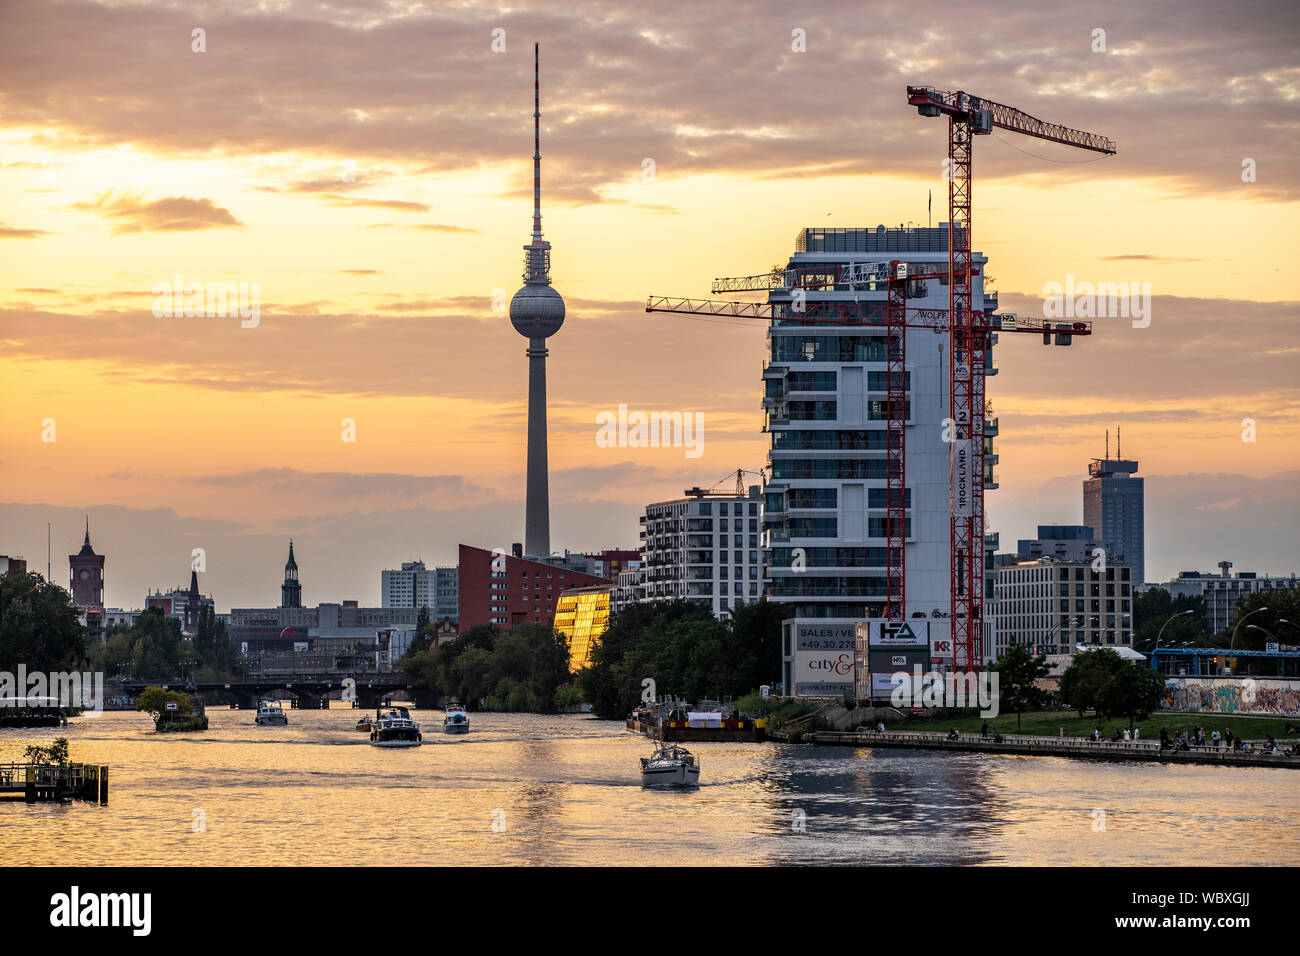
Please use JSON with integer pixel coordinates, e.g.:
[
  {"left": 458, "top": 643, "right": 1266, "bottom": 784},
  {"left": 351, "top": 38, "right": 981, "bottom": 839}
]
[{"left": 457, "top": 544, "right": 611, "bottom": 630}]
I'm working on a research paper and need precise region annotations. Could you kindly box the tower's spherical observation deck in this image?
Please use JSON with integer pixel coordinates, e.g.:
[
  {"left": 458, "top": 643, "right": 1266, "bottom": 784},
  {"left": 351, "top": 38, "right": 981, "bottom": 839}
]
[{"left": 510, "top": 283, "right": 566, "bottom": 339}]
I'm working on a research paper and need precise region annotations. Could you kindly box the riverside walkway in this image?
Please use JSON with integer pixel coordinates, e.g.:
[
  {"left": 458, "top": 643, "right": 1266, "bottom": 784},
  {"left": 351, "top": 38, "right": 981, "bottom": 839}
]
[{"left": 785, "top": 729, "right": 1300, "bottom": 768}]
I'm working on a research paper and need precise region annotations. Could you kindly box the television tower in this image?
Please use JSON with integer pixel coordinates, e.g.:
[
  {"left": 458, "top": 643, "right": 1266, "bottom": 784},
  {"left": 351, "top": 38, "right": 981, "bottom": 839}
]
[{"left": 509, "top": 42, "right": 565, "bottom": 557}]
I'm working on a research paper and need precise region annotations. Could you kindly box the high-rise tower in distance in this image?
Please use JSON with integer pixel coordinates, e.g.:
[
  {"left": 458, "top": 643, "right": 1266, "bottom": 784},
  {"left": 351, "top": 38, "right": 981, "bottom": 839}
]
[
  {"left": 509, "top": 42, "right": 565, "bottom": 558},
  {"left": 1084, "top": 428, "right": 1145, "bottom": 584}
]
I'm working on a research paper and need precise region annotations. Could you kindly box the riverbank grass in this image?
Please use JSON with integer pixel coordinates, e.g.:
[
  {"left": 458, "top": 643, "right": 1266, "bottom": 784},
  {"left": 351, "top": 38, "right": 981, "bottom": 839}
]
[{"left": 878, "top": 708, "right": 1297, "bottom": 741}]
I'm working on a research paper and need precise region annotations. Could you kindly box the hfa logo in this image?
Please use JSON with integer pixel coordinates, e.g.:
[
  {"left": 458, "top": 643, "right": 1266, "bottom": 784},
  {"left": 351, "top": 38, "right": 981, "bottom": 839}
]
[{"left": 884, "top": 621, "right": 921, "bottom": 641}]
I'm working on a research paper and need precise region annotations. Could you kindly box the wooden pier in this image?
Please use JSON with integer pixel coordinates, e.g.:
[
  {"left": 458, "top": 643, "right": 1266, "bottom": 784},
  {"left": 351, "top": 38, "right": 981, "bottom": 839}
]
[
  {"left": 0, "top": 763, "right": 109, "bottom": 804},
  {"left": 778, "top": 729, "right": 1300, "bottom": 768}
]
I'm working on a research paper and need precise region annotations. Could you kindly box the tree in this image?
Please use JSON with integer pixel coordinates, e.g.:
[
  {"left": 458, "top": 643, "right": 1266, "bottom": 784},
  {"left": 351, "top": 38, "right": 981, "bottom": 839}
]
[
  {"left": 0, "top": 570, "right": 88, "bottom": 674},
  {"left": 122, "top": 608, "right": 184, "bottom": 680},
  {"left": 134, "top": 685, "right": 193, "bottom": 719},
  {"left": 191, "top": 604, "right": 238, "bottom": 676},
  {"left": 1059, "top": 648, "right": 1124, "bottom": 720},
  {"left": 1226, "top": 589, "right": 1300, "bottom": 650},
  {"left": 991, "top": 641, "right": 1051, "bottom": 730},
  {"left": 578, "top": 598, "right": 789, "bottom": 719},
  {"left": 1132, "top": 588, "right": 1210, "bottom": 649},
  {"left": 24, "top": 738, "right": 69, "bottom": 766},
  {"left": 1098, "top": 664, "right": 1165, "bottom": 730}
]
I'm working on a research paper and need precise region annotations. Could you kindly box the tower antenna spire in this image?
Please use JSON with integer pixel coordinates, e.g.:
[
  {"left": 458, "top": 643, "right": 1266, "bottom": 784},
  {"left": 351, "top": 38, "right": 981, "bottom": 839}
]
[
  {"left": 508, "top": 40, "right": 565, "bottom": 558},
  {"left": 532, "top": 42, "right": 542, "bottom": 244}
]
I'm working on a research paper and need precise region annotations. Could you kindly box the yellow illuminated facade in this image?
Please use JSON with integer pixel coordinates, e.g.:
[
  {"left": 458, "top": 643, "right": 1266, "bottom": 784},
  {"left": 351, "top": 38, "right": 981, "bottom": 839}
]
[{"left": 553, "top": 586, "right": 613, "bottom": 671}]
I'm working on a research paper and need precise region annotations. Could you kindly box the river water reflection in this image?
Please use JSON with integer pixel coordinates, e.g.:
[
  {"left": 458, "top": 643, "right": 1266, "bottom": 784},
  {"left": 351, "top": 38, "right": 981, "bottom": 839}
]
[{"left": 2, "top": 709, "right": 1296, "bottom": 866}]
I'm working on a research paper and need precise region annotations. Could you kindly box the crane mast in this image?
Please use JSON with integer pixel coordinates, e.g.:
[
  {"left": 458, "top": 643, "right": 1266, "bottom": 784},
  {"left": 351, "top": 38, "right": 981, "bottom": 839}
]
[{"left": 906, "top": 86, "right": 1115, "bottom": 673}]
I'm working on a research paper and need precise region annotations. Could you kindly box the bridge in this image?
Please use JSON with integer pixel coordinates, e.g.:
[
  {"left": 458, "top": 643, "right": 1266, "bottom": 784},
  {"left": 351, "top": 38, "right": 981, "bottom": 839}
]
[{"left": 118, "top": 675, "right": 417, "bottom": 711}]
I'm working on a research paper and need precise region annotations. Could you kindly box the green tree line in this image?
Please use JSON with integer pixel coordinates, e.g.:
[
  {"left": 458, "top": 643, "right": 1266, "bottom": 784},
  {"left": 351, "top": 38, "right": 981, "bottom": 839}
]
[
  {"left": 577, "top": 599, "right": 786, "bottom": 719},
  {"left": 402, "top": 622, "right": 572, "bottom": 712}
]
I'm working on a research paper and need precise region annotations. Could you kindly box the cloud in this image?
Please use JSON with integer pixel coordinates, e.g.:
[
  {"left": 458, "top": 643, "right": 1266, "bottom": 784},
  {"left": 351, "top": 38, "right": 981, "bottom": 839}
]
[
  {"left": 0, "top": 498, "right": 641, "bottom": 609},
  {"left": 189, "top": 468, "right": 476, "bottom": 500},
  {"left": 316, "top": 194, "right": 428, "bottom": 212},
  {"left": 0, "top": 223, "right": 53, "bottom": 238},
  {"left": 1100, "top": 255, "right": 1205, "bottom": 262},
  {"left": 70, "top": 190, "right": 244, "bottom": 233},
  {"left": 0, "top": 0, "right": 1294, "bottom": 202},
  {"left": 335, "top": 269, "right": 382, "bottom": 275},
  {"left": 362, "top": 222, "right": 480, "bottom": 233}
]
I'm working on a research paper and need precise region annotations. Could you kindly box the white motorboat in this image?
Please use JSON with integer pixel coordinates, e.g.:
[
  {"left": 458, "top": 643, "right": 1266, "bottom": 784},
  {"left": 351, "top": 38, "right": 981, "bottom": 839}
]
[
  {"left": 369, "top": 706, "right": 422, "bottom": 747},
  {"left": 443, "top": 704, "right": 469, "bottom": 735},
  {"left": 254, "top": 699, "right": 288, "bottom": 726},
  {"left": 640, "top": 744, "right": 701, "bottom": 787}
]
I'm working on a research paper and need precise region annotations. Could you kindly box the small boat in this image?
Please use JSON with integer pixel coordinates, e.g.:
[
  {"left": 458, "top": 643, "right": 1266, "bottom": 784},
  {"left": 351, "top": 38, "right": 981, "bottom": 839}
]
[
  {"left": 443, "top": 704, "right": 469, "bottom": 735},
  {"left": 254, "top": 699, "right": 288, "bottom": 726},
  {"left": 640, "top": 743, "right": 700, "bottom": 788},
  {"left": 369, "top": 706, "right": 422, "bottom": 747},
  {"left": 355, "top": 715, "right": 375, "bottom": 732}
]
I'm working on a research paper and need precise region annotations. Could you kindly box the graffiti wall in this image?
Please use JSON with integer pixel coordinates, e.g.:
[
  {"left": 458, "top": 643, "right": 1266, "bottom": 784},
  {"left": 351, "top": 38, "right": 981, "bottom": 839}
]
[{"left": 1161, "top": 678, "right": 1300, "bottom": 716}]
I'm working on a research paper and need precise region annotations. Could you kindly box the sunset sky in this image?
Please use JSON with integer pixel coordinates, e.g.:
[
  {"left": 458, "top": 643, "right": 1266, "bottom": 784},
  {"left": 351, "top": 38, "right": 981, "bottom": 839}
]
[{"left": 1, "top": 0, "right": 1297, "bottom": 610}]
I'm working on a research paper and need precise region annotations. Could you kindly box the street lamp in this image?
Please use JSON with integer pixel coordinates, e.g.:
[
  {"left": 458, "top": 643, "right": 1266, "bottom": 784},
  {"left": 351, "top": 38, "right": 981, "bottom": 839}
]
[
  {"left": 1045, "top": 617, "right": 1082, "bottom": 654},
  {"left": 1247, "top": 623, "right": 1275, "bottom": 641},
  {"left": 1155, "top": 609, "right": 1197, "bottom": 654},
  {"left": 1231, "top": 606, "right": 1268, "bottom": 650}
]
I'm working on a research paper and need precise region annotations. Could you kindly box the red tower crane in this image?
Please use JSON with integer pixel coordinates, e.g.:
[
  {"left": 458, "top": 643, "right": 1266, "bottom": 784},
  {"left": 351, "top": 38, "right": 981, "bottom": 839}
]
[
  {"left": 905, "top": 87, "right": 1115, "bottom": 672},
  {"left": 644, "top": 89, "right": 1114, "bottom": 681},
  {"left": 647, "top": 263, "right": 1091, "bottom": 632}
]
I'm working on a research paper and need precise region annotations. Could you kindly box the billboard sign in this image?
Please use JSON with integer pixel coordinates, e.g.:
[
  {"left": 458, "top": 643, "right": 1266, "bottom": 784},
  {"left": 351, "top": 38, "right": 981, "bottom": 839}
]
[
  {"left": 867, "top": 620, "right": 929, "bottom": 648},
  {"left": 930, "top": 624, "right": 953, "bottom": 664},
  {"left": 792, "top": 622, "right": 855, "bottom": 697},
  {"left": 866, "top": 620, "right": 930, "bottom": 696}
]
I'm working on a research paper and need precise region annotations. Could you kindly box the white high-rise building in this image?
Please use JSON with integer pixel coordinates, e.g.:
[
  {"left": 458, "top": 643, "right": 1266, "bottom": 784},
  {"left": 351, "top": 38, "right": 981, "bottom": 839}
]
[
  {"left": 762, "top": 226, "right": 1000, "bottom": 697},
  {"left": 639, "top": 485, "right": 764, "bottom": 618},
  {"left": 381, "top": 561, "right": 458, "bottom": 621}
]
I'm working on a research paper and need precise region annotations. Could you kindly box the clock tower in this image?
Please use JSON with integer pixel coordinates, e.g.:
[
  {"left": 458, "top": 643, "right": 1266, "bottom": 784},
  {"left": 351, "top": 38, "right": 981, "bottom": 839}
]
[{"left": 68, "top": 518, "right": 105, "bottom": 609}]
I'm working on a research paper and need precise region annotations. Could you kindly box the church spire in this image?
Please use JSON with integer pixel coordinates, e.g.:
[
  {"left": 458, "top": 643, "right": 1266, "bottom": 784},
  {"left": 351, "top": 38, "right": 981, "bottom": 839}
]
[{"left": 280, "top": 539, "right": 302, "bottom": 608}]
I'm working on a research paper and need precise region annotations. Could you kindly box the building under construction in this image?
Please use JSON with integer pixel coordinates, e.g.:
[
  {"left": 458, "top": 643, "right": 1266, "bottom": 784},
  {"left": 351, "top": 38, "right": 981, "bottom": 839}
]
[
  {"left": 647, "top": 86, "right": 1114, "bottom": 698},
  {"left": 757, "top": 225, "right": 998, "bottom": 697}
]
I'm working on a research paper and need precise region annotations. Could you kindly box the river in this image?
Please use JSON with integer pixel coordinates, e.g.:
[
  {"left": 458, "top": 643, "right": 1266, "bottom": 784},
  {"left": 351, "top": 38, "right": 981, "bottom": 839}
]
[{"left": 2, "top": 708, "right": 1296, "bottom": 866}]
